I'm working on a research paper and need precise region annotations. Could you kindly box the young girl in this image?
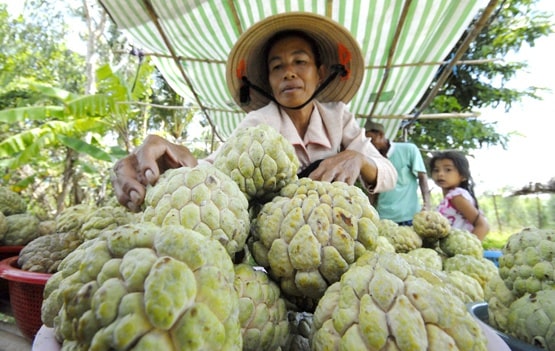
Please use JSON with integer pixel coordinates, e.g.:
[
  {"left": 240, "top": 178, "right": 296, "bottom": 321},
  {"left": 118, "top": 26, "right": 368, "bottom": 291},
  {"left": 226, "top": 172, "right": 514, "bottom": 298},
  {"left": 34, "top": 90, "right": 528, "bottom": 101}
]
[{"left": 430, "top": 151, "right": 489, "bottom": 240}]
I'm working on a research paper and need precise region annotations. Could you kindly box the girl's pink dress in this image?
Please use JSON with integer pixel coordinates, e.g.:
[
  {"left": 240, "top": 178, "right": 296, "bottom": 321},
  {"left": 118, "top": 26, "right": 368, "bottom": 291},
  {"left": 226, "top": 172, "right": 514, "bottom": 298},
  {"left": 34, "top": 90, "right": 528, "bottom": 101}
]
[{"left": 437, "top": 187, "right": 476, "bottom": 232}]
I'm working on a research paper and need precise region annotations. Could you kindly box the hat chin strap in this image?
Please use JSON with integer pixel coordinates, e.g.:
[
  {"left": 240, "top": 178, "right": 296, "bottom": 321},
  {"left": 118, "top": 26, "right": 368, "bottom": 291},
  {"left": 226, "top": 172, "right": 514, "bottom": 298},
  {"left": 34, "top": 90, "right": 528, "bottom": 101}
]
[{"left": 240, "top": 64, "right": 348, "bottom": 110}]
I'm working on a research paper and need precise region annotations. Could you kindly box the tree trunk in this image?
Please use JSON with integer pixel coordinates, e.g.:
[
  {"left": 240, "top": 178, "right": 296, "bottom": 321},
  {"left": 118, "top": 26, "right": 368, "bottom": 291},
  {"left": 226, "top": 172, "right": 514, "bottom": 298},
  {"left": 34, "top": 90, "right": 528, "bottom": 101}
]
[
  {"left": 83, "top": 0, "right": 106, "bottom": 95},
  {"left": 56, "top": 147, "right": 78, "bottom": 214},
  {"left": 492, "top": 194, "right": 502, "bottom": 234}
]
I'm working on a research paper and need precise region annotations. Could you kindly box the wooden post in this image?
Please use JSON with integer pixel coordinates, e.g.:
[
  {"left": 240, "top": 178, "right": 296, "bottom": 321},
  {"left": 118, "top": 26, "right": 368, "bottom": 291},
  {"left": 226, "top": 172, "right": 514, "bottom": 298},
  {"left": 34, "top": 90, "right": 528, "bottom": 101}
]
[
  {"left": 536, "top": 194, "right": 543, "bottom": 228},
  {"left": 492, "top": 194, "right": 502, "bottom": 234}
]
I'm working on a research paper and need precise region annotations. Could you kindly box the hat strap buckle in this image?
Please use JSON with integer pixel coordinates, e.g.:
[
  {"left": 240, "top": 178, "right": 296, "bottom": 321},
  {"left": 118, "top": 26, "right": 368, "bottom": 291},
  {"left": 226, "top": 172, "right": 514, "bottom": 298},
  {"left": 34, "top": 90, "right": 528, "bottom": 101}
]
[{"left": 239, "top": 63, "right": 347, "bottom": 110}]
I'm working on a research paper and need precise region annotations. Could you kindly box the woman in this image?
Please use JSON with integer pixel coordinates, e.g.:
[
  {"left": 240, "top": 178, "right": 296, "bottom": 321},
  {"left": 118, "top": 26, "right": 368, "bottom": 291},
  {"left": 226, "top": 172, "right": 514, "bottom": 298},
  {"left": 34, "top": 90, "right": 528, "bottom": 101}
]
[{"left": 112, "top": 12, "right": 397, "bottom": 212}]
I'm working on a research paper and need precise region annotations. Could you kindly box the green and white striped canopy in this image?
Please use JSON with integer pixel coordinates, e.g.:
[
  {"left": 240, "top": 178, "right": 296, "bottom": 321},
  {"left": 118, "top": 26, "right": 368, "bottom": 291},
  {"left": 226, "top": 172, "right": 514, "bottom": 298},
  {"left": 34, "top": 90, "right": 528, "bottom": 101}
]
[{"left": 99, "top": 0, "right": 493, "bottom": 140}]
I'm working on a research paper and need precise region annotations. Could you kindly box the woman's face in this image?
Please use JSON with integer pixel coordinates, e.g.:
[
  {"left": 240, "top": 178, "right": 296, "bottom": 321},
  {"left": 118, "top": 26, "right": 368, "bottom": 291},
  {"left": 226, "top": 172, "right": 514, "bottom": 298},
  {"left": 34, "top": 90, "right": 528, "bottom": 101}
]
[{"left": 267, "top": 36, "right": 323, "bottom": 108}]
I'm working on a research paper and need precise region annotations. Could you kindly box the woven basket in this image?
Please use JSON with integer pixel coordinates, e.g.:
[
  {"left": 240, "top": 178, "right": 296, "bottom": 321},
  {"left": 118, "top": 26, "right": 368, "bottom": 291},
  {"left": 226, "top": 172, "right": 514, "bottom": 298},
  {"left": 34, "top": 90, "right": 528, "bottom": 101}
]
[{"left": 0, "top": 256, "right": 51, "bottom": 340}]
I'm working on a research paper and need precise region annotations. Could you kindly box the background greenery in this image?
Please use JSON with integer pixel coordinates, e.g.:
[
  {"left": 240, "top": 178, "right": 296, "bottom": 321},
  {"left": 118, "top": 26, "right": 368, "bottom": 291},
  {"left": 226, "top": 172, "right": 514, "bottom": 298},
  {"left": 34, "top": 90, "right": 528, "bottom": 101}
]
[
  {"left": 0, "top": 0, "right": 553, "bottom": 246},
  {"left": 426, "top": 191, "right": 555, "bottom": 249}
]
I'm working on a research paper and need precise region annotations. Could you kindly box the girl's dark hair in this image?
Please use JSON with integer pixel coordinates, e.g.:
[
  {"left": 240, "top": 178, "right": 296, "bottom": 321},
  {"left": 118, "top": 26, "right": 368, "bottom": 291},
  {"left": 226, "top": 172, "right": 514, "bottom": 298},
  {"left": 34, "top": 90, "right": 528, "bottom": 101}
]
[
  {"left": 430, "top": 151, "right": 480, "bottom": 210},
  {"left": 261, "top": 30, "right": 322, "bottom": 84}
]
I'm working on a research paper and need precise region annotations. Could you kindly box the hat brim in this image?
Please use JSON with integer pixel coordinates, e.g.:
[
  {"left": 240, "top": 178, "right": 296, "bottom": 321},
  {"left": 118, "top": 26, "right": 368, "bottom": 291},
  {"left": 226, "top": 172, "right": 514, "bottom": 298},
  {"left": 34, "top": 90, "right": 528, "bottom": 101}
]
[{"left": 226, "top": 12, "right": 365, "bottom": 112}]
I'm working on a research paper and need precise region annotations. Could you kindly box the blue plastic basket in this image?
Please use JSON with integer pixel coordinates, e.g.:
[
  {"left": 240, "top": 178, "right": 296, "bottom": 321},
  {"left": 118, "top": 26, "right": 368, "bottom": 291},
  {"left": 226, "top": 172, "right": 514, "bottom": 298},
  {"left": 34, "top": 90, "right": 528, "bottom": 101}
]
[{"left": 484, "top": 250, "right": 503, "bottom": 267}]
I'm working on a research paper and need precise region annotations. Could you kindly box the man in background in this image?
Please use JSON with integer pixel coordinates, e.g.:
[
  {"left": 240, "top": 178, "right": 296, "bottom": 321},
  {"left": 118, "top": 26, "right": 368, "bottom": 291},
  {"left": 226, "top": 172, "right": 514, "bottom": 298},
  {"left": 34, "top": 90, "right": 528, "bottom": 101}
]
[{"left": 365, "top": 121, "right": 431, "bottom": 225}]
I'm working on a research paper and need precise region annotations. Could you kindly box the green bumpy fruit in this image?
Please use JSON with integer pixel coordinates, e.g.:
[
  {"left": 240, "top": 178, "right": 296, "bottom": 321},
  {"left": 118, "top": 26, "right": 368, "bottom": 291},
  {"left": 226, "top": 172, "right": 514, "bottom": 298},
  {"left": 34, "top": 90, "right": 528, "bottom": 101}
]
[
  {"left": 439, "top": 228, "right": 483, "bottom": 258},
  {"left": 506, "top": 289, "right": 555, "bottom": 350},
  {"left": 234, "top": 264, "right": 289, "bottom": 351},
  {"left": 1, "top": 213, "right": 40, "bottom": 245},
  {"left": 484, "top": 273, "right": 516, "bottom": 333},
  {"left": 251, "top": 179, "right": 379, "bottom": 307},
  {"left": 142, "top": 164, "right": 250, "bottom": 256},
  {"left": 55, "top": 204, "right": 96, "bottom": 233},
  {"left": 79, "top": 205, "right": 137, "bottom": 241},
  {"left": 18, "top": 231, "right": 83, "bottom": 273},
  {"left": 213, "top": 123, "right": 300, "bottom": 201},
  {"left": 443, "top": 254, "right": 499, "bottom": 290},
  {"left": 312, "top": 251, "right": 488, "bottom": 351},
  {"left": 41, "top": 222, "right": 242, "bottom": 351},
  {"left": 499, "top": 227, "right": 555, "bottom": 297},
  {"left": 0, "top": 187, "right": 27, "bottom": 215},
  {"left": 412, "top": 210, "right": 451, "bottom": 241},
  {"left": 400, "top": 247, "right": 443, "bottom": 271},
  {"left": 377, "top": 219, "right": 422, "bottom": 253},
  {"left": 0, "top": 212, "right": 7, "bottom": 237}
]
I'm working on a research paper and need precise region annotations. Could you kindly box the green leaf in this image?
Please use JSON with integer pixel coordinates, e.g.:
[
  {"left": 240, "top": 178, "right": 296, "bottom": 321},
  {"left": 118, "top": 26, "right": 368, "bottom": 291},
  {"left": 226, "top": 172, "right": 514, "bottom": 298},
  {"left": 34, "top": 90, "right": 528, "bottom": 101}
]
[
  {"left": 0, "top": 129, "right": 56, "bottom": 168},
  {"left": 0, "top": 128, "right": 49, "bottom": 157},
  {"left": 57, "top": 135, "right": 112, "bottom": 162},
  {"left": 67, "top": 94, "right": 114, "bottom": 117},
  {"left": 76, "top": 159, "right": 99, "bottom": 174},
  {"left": 28, "top": 83, "right": 77, "bottom": 102},
  {"left": 0, "top": 106, "right": 65, "bottom": 123}
]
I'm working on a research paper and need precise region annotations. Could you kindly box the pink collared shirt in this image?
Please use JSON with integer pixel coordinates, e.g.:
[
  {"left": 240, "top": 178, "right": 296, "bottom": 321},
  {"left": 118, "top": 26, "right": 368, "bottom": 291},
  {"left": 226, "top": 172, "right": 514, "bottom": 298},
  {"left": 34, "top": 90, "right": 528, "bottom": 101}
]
[{"left": 205, "top": 101, "right": 397, "bottom": 193}]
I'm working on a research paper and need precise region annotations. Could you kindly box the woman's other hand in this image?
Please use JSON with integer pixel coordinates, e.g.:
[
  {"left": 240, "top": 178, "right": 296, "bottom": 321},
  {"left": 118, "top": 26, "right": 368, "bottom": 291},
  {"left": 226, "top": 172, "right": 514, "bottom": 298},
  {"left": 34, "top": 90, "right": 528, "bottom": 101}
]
[{"left": 308, "top": 150, "right": 376, "bottom": 185}]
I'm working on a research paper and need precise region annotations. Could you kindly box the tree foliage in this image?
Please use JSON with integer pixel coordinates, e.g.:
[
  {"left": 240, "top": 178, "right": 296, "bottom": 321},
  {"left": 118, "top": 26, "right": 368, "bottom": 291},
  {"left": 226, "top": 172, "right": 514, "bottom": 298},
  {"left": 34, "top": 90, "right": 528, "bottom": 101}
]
[
  {"left": 0, "top": 3, "right": 86, "bottom": 94},
  {"left": 402, "top": 0, "right": 553, "bottom": 155},
  {"left": 0, "top": 1, "right": 200, "bottom": 214}
]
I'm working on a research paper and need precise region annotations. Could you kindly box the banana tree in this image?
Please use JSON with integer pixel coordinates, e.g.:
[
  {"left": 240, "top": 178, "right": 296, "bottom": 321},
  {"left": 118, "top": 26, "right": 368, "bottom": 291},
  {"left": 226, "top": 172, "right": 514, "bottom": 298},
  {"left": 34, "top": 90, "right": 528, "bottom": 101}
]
[
  {"left": 0, "top": 81, "right": 126, "bottom": 212},
  {"left": 0, "top": 57, "right": 154, "bottom": 212}
]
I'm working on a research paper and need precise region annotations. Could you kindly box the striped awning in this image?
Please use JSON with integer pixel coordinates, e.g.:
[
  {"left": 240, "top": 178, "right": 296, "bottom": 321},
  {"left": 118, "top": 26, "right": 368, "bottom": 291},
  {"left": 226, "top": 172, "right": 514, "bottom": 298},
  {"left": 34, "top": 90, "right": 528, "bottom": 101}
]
[{"left": 99, "top": 0, "right": 495, "bottom": 140}]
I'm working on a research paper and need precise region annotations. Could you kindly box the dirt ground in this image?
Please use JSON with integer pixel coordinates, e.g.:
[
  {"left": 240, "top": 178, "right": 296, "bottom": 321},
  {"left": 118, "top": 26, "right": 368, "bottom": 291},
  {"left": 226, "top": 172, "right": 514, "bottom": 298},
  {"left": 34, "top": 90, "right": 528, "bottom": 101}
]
[{"left": 0, "top": 298, "right": 32, "bottom": 351}]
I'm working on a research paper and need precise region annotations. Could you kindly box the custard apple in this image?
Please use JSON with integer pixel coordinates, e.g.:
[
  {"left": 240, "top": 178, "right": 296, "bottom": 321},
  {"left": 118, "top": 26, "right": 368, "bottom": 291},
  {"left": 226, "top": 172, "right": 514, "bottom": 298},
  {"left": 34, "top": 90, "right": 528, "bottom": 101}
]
[
  {"left": 499, "top": 227, "right": 555, "bottom": 297},
  {"left": 506, "top": 289, "right": 555, "bottom": 350},
  {"left": 56, "top": 204, "right": 96, "bottom": 233},
  {"left": 357, "top": 252, "right": 483, "bottom": 304},
  {"left": 41, "top": 222, "right": 242, "bottom": 350},
  {"left": 278, "top": 178, "right": 380, "bottom": 227},
  {"left": 377, "top": 219, "right": 422, "bottom": 253},
  {"left": 439, "top": 228, "right": 484, "bottom": 258},
  {"left": 142, "top": 164, "right": 250, "bottom": 256},
  {"left": 17, "top": 231, "right": 83, "bottom": 273},
  {"left": 412, "top": 210, "right": 450, "bottom": 240},
  {"left": 484, "top": 273, "right": 516, "bottom": 333},
  {"left": 79, "top": 205, "right": 136, "bottom": 241},
  {"left": 213, "top": 123, "right": 300, "bottom": 201},
  {"left": 38, "top": 220, "right": 57, "bottom": 236},
  {"left": 400, "top": 247, "right": 443, "bottom": 271},
  {"left": 443, "top": 270, "right": 485, "bottom": 303},
  {"left": 1, "top": 213, "right": 40, "bottom": 245},
  {"left": 250, "top": 179, "right": 379, "bottom": 306},
  {"left": 234, "top": 263, "right": 289, "bottom": 351},
  {"left": 311, "top": 251, "right": 488, "bottom": 350},
  {"left": 0, "top": 212, "right": 7, "bottom": 237},
  {"left": 374, "top": 235, "right": 396, "bottom": 253},
  {"left": 0, "top": 187, "right": 27, "bottom": 215},
  {"left": 443, "top": 254, "right": 499, "bottom": 290},
  {"left": 283, "top": 311, "right": 314, "bottom": 351}
]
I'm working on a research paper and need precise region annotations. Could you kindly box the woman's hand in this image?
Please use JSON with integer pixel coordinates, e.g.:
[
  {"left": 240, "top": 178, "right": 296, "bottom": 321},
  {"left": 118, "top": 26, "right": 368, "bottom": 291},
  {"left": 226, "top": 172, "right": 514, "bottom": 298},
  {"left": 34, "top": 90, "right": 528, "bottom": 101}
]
[
  {"left": 308, "top": 150, "right": 376, "bottom": 185},
  {"left": 111, "top": 135, "right": 198, "bottom": 212}
]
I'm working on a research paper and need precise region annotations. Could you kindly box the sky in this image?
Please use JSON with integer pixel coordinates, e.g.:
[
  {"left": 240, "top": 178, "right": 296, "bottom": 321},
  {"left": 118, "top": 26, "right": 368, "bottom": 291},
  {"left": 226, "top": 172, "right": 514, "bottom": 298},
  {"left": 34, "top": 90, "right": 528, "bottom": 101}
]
[
  {"left": 1, "top": 0, "right": 553, "bottom": 196},
  {"left": 468, "top": 0, "right": 555, "bottom": 195}
]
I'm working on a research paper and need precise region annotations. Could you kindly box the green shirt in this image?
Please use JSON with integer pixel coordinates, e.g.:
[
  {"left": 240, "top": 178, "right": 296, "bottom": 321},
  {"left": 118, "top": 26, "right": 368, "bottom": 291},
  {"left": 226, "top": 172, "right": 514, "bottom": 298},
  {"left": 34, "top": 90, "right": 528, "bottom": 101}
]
[{"left": 376, "top": 142, "right": 426, "bottom": 223}]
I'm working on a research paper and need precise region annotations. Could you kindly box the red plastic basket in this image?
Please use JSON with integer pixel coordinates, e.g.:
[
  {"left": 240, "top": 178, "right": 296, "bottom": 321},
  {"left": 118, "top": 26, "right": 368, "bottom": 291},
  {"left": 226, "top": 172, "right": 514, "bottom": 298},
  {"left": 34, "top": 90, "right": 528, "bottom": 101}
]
[
  {"left": 0, "top": 256, "right": 51, "bottom": 340},
  {"left": 0, "top": 246, "right": 24, "bottom": 298}
]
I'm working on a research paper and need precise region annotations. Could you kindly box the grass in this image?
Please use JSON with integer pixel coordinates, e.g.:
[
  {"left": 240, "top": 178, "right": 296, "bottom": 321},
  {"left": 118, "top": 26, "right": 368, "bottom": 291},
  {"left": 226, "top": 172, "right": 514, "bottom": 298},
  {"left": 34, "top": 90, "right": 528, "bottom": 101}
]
[
  {"left": 482, "top": 230, "right": 513, "bottom": 250},
  {"left": 0, "top": 311, "right": 16, "bottom": 324}
]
